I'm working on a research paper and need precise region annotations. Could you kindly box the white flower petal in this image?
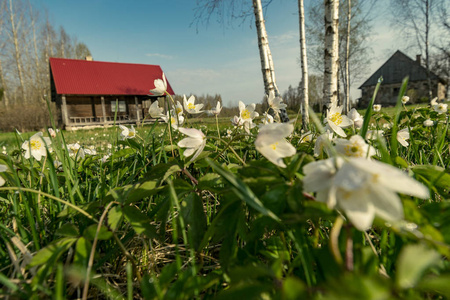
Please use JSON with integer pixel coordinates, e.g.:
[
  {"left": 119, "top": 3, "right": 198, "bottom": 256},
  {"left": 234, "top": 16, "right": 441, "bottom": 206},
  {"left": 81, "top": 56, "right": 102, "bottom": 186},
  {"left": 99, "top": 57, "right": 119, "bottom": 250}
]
[{"left": 337, "top": 189, "right": 375, "bottom": 231}]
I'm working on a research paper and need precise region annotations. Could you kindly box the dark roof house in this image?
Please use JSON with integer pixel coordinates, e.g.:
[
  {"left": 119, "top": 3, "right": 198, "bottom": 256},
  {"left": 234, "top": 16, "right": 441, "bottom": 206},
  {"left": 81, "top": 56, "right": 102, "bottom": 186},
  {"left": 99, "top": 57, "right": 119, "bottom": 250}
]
[
  {"left": 358, "top": 50, "right": 446, "bottom": 107},
  {"left": 50, "top": 57, "right": 174, "bottom": 130}
]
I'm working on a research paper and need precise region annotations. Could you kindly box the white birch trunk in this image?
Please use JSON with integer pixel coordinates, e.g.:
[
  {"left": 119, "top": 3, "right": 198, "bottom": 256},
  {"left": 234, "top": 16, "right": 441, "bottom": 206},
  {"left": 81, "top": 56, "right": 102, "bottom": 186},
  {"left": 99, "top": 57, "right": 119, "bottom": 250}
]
[
  {"left": 344, "top": 0, "right": 351, "bottom": 114},
  {"left": 0, "top": 58, "right": 8, "bottom": 106},
  {"left": 425, "top": 0, "right": 432, "bottom": 99},
  {"left": 8, "top": 0, "right": 26, "bottom": 102},
  {"left": 323, "top": 0, "right": 340, "bottom": 107},
  {"left": 298, "top": 0, "right": 309, "bottom": 127},
  {"left": 252, "top": 0, "right": 278, "bottom": 96}
]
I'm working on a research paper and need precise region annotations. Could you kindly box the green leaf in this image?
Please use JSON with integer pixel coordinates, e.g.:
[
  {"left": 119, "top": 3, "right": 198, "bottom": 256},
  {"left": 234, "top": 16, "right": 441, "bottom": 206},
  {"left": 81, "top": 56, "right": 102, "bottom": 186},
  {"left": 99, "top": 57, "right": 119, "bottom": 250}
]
[
  {"left": 206, "top": 158, "right": 280, "bottom": 222},
  {"left": 104, "top": 180, "right": 162, "bottom": 204},
  {"left": 282, "top": 277, "right": 307, "bottom": 300},
  {"left": 197, "top": 173, "right": 223, "bottom": 193},
  {"left": 107, "top": 205, "right": 123, "bottom": 231},
  {"left": 83, "top": 224, "right": 113, "bottom": 241},
  {"left": 180, "top": 193, "right": 207, "bottom": 250},
  {"left": 412, "top": 165, "right": 450, "bottom": 194},
  {"left": 73, "top": 237, "right": 91, "bottom": 266},
  {"left": 417, "top": 274, "right": 450, "bottom": 297},
  {"left": 122, "top": 205, "right": 158, "bottom": 239},
  {"left": 111, "top": 147, "right": 136, "bottom": 159},
  {"left": 55, "top": 223, "right": 80, "bottom": 237},
  {"left": 396, "top": 244, "right": 441, "bottom": 289},
  {"left": 29, "top": 237, "right": 77, "bottom": 267}
]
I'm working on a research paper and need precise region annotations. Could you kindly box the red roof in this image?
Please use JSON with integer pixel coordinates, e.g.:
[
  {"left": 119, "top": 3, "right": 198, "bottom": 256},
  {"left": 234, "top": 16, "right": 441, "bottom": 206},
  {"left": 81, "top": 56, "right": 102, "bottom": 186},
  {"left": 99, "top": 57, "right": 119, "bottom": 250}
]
[{"left": 49, "top": 57, "right": 175, "bottom": 96}]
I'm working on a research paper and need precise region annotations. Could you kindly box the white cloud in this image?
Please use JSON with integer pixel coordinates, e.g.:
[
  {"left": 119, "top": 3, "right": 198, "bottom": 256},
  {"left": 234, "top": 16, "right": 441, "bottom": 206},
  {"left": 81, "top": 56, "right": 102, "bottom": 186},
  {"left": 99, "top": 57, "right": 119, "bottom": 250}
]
[
  {"left": 145, "top": 53, "right": 174, "bottom": 59},
  {"left": 270, "top": 30, "right": 298, "bottom": 45}
]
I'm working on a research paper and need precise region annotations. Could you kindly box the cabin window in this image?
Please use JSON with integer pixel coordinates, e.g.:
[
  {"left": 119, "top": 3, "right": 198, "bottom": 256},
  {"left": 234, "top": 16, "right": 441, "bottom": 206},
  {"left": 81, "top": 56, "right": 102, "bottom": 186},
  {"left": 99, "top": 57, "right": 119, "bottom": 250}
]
[{"left": 111, "top": 100, "right": 126, "bottom": 113}]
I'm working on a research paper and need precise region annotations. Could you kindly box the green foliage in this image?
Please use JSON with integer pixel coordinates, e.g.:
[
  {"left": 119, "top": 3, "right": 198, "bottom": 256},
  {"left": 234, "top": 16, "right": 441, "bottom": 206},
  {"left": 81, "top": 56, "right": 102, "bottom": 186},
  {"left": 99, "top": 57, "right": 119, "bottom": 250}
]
[{"left": 0, "top": 88, "right": 449, "bottom": 299}]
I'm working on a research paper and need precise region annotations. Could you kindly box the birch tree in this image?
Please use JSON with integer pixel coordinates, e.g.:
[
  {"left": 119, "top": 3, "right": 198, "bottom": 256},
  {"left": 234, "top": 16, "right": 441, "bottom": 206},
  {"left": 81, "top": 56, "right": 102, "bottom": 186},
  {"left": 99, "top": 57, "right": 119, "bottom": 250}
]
[
  {"left": 252, "top": 0, "right": 278, "bottom": 97},
  {"left": 194, "top": 0, "right": 289, "bottom": 122},
  {"left": 307, "top": 0, "right": 374, "bottom": 109},
  {"left": 323, "top": 0, "right": 340, "bottom": 106},
  {"left": 343, "top": 0, "right": 351, "bottom": 114},
  {"left": 298, "top": 0, "right": 309, "bottom": 127},
  {"left": 6, "top": 0, "right": 27, "bottom": 102}
]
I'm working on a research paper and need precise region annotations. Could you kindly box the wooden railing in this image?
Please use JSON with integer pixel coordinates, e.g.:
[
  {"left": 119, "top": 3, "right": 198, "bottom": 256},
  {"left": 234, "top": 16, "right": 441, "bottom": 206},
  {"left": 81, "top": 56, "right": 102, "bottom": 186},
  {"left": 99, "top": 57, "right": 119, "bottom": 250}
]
[{"left": 69, "top": 115, "right": 129, "bottom": 124}]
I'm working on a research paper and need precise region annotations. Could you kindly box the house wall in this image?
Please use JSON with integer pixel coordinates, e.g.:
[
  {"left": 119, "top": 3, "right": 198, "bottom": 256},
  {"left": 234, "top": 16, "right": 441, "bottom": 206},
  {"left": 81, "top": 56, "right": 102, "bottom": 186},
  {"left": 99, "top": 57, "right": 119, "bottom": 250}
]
[
  {"left": 359, "top": 79, "right": 445, "bottom": 108},
  {"left": 63, "top": 95, "right": 142, "bottom": 119}
]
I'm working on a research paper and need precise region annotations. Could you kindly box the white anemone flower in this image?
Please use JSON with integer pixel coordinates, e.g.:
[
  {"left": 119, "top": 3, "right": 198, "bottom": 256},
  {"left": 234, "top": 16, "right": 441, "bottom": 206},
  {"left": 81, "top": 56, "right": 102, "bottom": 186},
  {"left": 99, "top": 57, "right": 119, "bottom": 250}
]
[
  {"left": 243, "top": 120, "right": 257, "bottom": 134},
  {"left": 401, "top": 96, "right": 410, "bottom": 104},
  {"left": 300, "top": 131, "right": 313, "bottom": 143},
  {"left": 174, "top": 101, "right": 184, "bottom": 116},
  {"left": 347, "top": 108, "right": 364, "bottom": 129},
  {"left": 149, "top": 72, "right": 167, "bottom": 96},
  {"left": 433, "top": 103, "right": 448, "bottom": 114},
  {"left": 231, "top": 115, "right": 244, "bottom": 127},
  {"left": 430, "top": 97, "right": 438, "bottom": 106},
  {"left": 326, "top": 103, "right": 353, "bottom": 137},
  {"left": 177, "top": 127, "right": 206, "bottom": 162},
  {"left": 267, "top": 90, "right": 287, "bottom": 115},
  {"left": 260, "top": 112, "right": 274, "bottom": 126},
  {"left": 423, "top": 119, "right": 434, "bottom": 127},
  {"left": 314, "top": 130, "right": 334, "bottom": 157},
  {"left": 303, "top": 157, "right": 429, "bottom": 231},
  {"left": 397, "top": 128, "right": 410, "bottom": 147},
  {"left": 366, "top": 130, "right": 384, "bottom": 141},
  {"left": 21, "top": 132, "right": 51, "bottom": 161},
  {"left": 334, "top": 135, "right": 376, "bottom": 158},
  {"left": 149, "top": 101, "right": 165, "bottom": 118},
  {"left": 0, "top": 164, "right": 8, "bottom": 186},
  {"left": 119, "top": 125, "right": 136, "bottom": 140},
  {"left": 67, "top": 143, "right": 85, "bottom": 159},
  {"left": 183, "top": 95, "right": 204, "bottom": 114},
  {"left": 101, "top": 154, "right": 110, "bottom": 164},
  {"left": 373, "top": 104, "right": 382, "bottom": 112},
  {"left": 48, "top": 128, "right": 57, "bottom": 138},
  {"left": 162, "top": 112, "right": 184, "bottom": 129},
  {"left": 255, "top": 123, "right": 296, "bottom": 168},
  {"left": 208, "top": 101, "right": 222, "bottom": 116},
  {"left": 239, "top": 101, "right": 259, "bottom": 123}
]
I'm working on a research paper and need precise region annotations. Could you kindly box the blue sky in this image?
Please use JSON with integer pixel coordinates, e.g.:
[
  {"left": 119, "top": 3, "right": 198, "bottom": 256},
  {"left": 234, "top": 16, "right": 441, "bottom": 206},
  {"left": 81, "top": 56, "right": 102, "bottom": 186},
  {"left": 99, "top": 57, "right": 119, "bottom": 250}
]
[{"left": 33, "top": 0, "right": 405, "bottom": 106}]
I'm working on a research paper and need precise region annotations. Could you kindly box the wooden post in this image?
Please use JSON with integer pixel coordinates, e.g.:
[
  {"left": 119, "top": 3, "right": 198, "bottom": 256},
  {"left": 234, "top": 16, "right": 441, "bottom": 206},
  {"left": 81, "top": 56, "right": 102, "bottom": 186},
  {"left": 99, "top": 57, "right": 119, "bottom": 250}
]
[
  {"left": 135, "top": 96, "right": 140, "bottom": 122},
  {"left": 61, "top": 95, "right": 69, "bottom": 127},
  {"left": 101, "top": 96, "right": 107, "bottom": 124}
]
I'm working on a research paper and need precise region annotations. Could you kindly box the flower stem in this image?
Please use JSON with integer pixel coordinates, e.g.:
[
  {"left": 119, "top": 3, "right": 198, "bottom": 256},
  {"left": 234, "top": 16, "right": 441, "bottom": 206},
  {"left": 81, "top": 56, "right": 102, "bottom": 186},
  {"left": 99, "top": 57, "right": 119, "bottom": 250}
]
[{"left": 330, "top": 215, "right": 344, "bottom": 266}]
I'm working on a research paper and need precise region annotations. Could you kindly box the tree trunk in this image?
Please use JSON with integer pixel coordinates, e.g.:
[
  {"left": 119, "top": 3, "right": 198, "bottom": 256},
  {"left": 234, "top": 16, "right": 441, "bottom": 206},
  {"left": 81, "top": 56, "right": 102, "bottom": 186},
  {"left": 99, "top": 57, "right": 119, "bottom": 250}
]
[
  {"left": 0, "top": 58, "right": 9, "bottom": 106},
  {"left": 29, "top": 1, "right": 44, "bottom": 102},
  {"left": 252, "top": 0, "right": 278, "bottom": 96},
  {"left": 298, "top": 0, "right": 309, "bottom": 127},
  {"left": 8, "top": 0, "right": 26, "bottom": 102},
  {"left": 344, "top": 0, "right": 351, "bottom": 114},
  {"left": 323, "top": 0, "right": 340, "bottom": 107},
  {"left": 425, "top": 0, "right": 432, "bottom": 99}
]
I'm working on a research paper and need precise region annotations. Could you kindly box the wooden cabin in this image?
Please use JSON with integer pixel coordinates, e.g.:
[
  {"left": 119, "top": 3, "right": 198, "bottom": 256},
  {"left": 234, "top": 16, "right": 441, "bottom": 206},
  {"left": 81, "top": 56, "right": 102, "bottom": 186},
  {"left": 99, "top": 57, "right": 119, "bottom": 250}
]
[
  {"left": 49, "top": 57, "right": 175, "bottom": 130},
  {"left": 358, "top": 50, "right": 446, "bottom": 107}
]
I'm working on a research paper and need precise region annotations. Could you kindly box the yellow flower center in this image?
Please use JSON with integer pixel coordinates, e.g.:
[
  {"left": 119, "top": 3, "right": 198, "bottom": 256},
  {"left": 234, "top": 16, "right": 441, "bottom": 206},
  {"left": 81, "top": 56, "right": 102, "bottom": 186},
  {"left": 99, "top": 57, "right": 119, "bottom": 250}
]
[
  {"left": 128, "top": 131, "right": 135, "bottom": 137},
  {"left": 187, "top": 103, "right": 195, "bottom": 110},
  {"left": 30, "top": 140, "right": 42, "bottom": 150},
  {"left": 345, "top": 144, "right": 363, "bottom": 157},
  {"left": 170, "top": 117, "right": 176, "bottom": 124},
  {"left": 330, "top": 112, "right": 342, "bottom": 125},
  {"left": 70, "top": 147, "right": 79, "bottom": 154},
  {"left": 176, "top": 107, "right": 183, "bottom": 114},
  {"left": 271, "top": 142, "right": 279, "bottom": 150},
  {"left": 242, "top": 109, "right": 250, "bottom": 119}
]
